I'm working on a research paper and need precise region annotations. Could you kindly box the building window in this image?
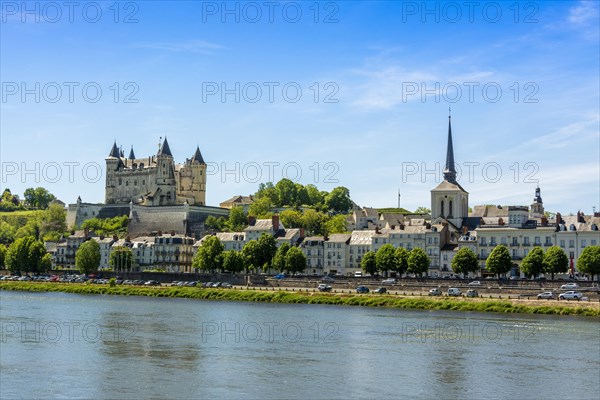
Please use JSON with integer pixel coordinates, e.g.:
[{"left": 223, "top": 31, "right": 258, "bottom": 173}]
[
  {"left": 560, "top": 240, "right": 565, "bottom": 247},
  {"left": 569, "top": 240, "right": 574, "bottom": 248},
  {"left": 581, "top": 240, "right": 586, "bottom": 248},
  {"left": 534, "top": 237, "right": 541, "bottom": 246}
]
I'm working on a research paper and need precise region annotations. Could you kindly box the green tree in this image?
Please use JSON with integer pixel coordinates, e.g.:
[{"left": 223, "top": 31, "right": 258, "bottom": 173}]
[
  {"left": 80, "top": 215, "right": 127, "bottom": 237},
  {"left": 520, "top": 246, "right": 545, "bottom": 278},
  {"left": 324, "top": 187, "right": 352, "bottom": 213},
  {"left": 280, "top": 210, "right": 303, "bottom": 229},
  {"left": 361, "top": 251, "right": 377, "bottom": 276},
  {"left": 242, "top": 240, "right": 262, "bottom": 273},
  {"left": 485, "top": 245, "right": 512, "bottom": 277},
  {"left": 376, "top": 244, "right": 397, "bottom": 277},
  {"left": 394, "top": 247, "right": 409, "bottom": 276},
  {"left": 325, "top": 214, "right": 347, "bottom": 234},
  {"left": 75, "top": 239, "right": 101, "bottom": 275},
  {"left": 109, "top": 246, "right": 133, "bottom": 273},
  {"left": 257, "top": 233, "right": 277, "bottom": 273},
  {"left": 273, "top": 242, "right": 291, "bottom": 272},
  {"left": 248, "top": 197, "right": 273, "bottom": 218},
  {"left": 0, "top": 243, "right": 7, "bottom": 268},
  {"left": 222, "top": 250, "right": 245, "bottom": 274},
  {"left": 302, "top": 209, "right": 328, "bottom": 236},
  {"left": 451, "top": 247, "right": 479, "bottom": 278},
  {"left": 543, "top": 245, "right": 568, "bottom": 280},
  {"left": 305, "top": 184, "right": 324, "bottom": 207},
  {"left": 285, "top": 246, "right": 306, "bottom": 274},
  {"left": 205, "top": 215, "right": 225, "bottom": 232},
  {"left": 294, "top": 183, "right": 309, "bottom": 207},
  {"left": 0, "top": 221, "right": 16, "bottom": 245},
  {"left": 414, "top": 207, "right": 431, "bottom": 214},
  {"left": 40, "top": 253, "right": 52, "bottom": 272},
  {"left": 24, "top": 187, "right": 56, "bottom": 209},
  {"left": 15, "top": 219, "right": 39, "bottom": 240},
  {"left": 407, "top": 248, "right": 430, "bottom": 277},
  {"left": 5, "top": 236, "right": 48, "bottom": 274},
  {"left": 39, "top": 203, "right": 67, "bottom": 241},
  {"left": 192, "top": 235, "right": 224, "bottom": 272},
  {"left": 577, "top": 245, "right": 600, "bottom": 282},
  {"left": 226, "top": 207, "right": 248, "bottom": 231},
  {"left": 275, "top": 178, "right": 298, "bottom": 207},
  {"left": 255, "top": 182, "right": 278, "bottom": 204}
]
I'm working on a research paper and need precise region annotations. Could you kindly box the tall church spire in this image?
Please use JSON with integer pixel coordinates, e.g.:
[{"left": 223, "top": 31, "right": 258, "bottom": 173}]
[
  {"left": 158, "top": 137, "right": 173, "bottom": 157},
  {"left": 443, "top": 109, "right": 457, "bottom": 183},
  {"left": 108, "top": 141, "right": 120, "bottom": 158}
]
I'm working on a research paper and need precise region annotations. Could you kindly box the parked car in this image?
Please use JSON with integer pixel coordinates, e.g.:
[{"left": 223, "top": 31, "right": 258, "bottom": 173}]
[
  {"left": 373, "top": 287, "right": 387, "bottom": 294},
  {"left": 560, "top": 283, "right": 579, "bottom": 290},
  {"left": 321, "top": 276, "right": 335, "bottom": 283},
  {"left": 202, "top": 282, "right": 213, "bottom": 288},
  {"left": 537, "top": 291, "right": 554, "bottom": 299},
  {"left": 356, "top": 285, "right": 370, "bottom": 293},
  {"left": 468, "top": 281, "right": 481, "bottom": 286},
  {"left": 466, "top": 289, "right": 479, "bottom": 298},
  {"left": 382, "top": 278, "right": 396, "bottom": 285},
  {"left": 448, "top": 288, "right": 461, "bottom": 296},
  {"left": 318, "top": 284, "right": 332, "bottom": 292},
  {"left": 559, "top": 291, "right": 583, "bottom": 300},
  {"left": 429, "top": 288, "right": 441, "bottom": 296},
  {"left": 144, "top": 280, "right": 161, "bottom": 286},
  {"left": 274, "top": 273, "right": 286, "bottom": 279},
  {"left": 221, "top": 282, "right": 232, "bottom": 289}
]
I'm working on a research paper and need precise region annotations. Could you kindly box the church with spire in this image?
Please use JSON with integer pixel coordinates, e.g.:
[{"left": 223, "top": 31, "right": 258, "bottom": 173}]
[
  {"left": 105, "top": 137, "right": 207, "bottom": 206},
  {"left": 430, "top": 111, "right": 469, "bottom": 230}
]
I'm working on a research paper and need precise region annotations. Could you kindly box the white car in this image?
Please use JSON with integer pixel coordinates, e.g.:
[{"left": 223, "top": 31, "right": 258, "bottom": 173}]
[
  {"left": 536, "top": 291, "right": 554, "bottom": 299},
  {"left": 560, "top": 283, "right": 579, "bottom": 290},
  {"left": 382, "top": 278, "right": 396, "bottom": 285},
  {"left": 559, "top": 291, "right": 583, "bottom": 300},
  {"left": 468, "top": 281, "right": 481, "bottom": 286}
]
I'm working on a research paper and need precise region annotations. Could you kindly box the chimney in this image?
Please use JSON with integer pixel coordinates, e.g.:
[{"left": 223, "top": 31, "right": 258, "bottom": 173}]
[
  {"left": 324, "top": 232, "right": 329, "bottom": 241},
  {"left": 498, "top": 217, "right": 504, "bottom": 226},
  {"left": 299, "top": 228, "right": 305, "bottom": 238},
  {"left": 391, "top": 225, "right": 396, "bottom": 230},
  {"left": 541, "top": 216, "right": 548, "bottom": 226},
  {"left": 577, "top": 211, "right": 585, "bottom": 223},
  {"left": 556, "top": 212, "right": 562, "bottom": 224},
  {"left": 399, "top": 223, "right": 405, "bottom": 230},
  {"left": 171, "top": 230, "right": 175, "bottom": 236},
  {"left": 375, "top": 226, "right": 380, "bottom": 234},
  {"left": 248, "top": 216, "right": 256, "bottom": 226},
  {"left": 272, "top": 215, "right": 280, "bottom": 231},
  {"left": 100, "top": 235, "right": 105, "bottom": 240},
  {"left": 158, "top": 230, "right": 163, "bottom": 236},
  {"left": 112, "top": 235, "right": 118, "bottom": 241}
]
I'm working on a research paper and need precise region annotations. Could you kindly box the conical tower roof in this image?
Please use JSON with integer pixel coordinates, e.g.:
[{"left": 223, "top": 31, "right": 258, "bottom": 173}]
[
  {"left": 158, "top": 137, "right": 173, "bottom": 156},
  {"left": 192, "top": 146, "right": 205, "bottom": 163},
  {"left": 108, "top": 141, "right": 120, "bottom": 158}
]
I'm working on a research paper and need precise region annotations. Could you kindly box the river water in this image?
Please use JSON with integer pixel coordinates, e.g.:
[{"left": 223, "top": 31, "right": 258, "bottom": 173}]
[{"left": 0, "top": 291, "right": 598, "bottom": 399}]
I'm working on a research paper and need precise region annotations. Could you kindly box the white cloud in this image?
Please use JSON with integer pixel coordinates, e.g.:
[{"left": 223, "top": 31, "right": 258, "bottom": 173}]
[{"left": 135, "top": 40, "right": 224, "bottom": 54}]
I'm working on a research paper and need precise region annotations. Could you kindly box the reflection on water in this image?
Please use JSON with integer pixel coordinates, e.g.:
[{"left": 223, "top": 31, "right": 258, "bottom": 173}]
[{"left": 1, "top": 291, "right": 599, "bottom": 400}]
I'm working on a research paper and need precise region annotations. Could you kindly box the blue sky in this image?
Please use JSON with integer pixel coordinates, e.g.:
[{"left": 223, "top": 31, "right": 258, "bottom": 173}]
[{"left": 1, "top": 0, "right": 599, "bottom": 214}]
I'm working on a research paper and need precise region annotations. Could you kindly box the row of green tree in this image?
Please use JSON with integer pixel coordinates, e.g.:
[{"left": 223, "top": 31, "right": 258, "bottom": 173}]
[
  {"left": 1, "top": 237, "right": 52, "bottom": 273},
  {"left": 451, "top": 244, "right": 600, "bottom": 280},
  {"left": 0, "top": 187, "right": 57, "bottom": 211},
  {"left": 360, "top": 245, "right": 431, "bottom": 277},
  {"left": 80, "top": 216, "right": 129, "bottom": 237},
  {"left": 0, "top": 203, "right": 67, "bottom": 245},
  {"left": 205, "top": 206, "right": 349, "bottom": 237},
  {"left": 193, "top": 233, "right": 307, "bottom": 274},
  {"left": 253, "top": 179, "right": 353, "bottom": 213}
]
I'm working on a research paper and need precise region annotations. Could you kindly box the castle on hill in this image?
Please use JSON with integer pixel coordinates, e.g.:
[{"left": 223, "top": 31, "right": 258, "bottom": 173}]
[{"left": 105, "top": 137, "right": 207, "bottom": 206}]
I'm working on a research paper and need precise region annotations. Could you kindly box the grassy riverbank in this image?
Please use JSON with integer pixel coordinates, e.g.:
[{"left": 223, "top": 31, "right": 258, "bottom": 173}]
[{"left": 1, "top": 281, "right": 598, "bottom": 317}]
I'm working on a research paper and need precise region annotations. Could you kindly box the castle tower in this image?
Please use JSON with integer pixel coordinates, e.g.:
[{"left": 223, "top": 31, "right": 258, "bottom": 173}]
[
  {"left": 430, "top": 111, "right": 469, "bottom": 229},
  {"left": 530, "top": 186, "right": 545, "bottom": 217},
  {"left": 176, "top": 145, "right": 207, "bottom": 205},
  {"left": 105, "top": 141, "right": 123, "bottom": 204},
  {"left": 155, "top": 137, "right": 177, "bottom": 205}
]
